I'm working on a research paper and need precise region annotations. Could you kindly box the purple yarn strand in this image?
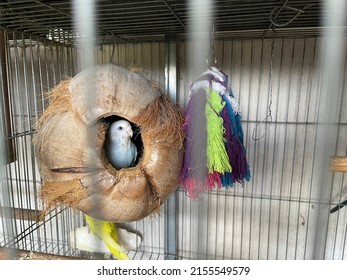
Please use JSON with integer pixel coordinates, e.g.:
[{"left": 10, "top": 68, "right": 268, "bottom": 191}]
[
  {"left": 180, "top": 89, "right": 208, "bottom": 184},
  {"left": 221, "top": 103, "right": 249, "bottom": 183}
]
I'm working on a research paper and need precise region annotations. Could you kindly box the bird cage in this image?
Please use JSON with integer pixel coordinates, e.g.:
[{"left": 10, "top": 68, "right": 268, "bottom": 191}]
[{"left": 0, "top": 0, "right": 346, "bottom": 261}]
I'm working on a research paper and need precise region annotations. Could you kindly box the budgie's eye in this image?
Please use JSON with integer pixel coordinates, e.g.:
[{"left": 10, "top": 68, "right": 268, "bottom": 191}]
[{"left": 118, "top": 127, "right": 123, "bottom": 130}]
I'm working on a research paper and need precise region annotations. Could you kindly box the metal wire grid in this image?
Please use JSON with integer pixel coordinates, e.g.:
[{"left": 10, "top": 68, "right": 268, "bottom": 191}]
[
  {"left": 0, "top": 30, "right": 346, "bottom": 260},
  {"left": 0, "top": 30, "right": 170, "bottom": 259},
  {"left": 0, "top": 0, "right": 323, "bottom": 43},
  {"left": 0, "top": 1, "right": 346, "bottom": 260},
  {"left": 176, "top": 37, "right": 347, "bottom": 260},
  {"left": 0, "top": 30, "right": 81, "bottom": 257}
]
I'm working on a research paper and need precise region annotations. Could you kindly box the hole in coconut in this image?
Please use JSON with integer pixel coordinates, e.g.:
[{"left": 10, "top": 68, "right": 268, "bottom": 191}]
[{"left": 103, "top": 115, "right": 143, "bottom": 170}]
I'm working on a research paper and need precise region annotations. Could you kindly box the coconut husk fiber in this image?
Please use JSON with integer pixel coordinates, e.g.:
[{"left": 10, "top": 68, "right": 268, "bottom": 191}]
[{"left": 34, "top": 64, "right": 184, "bottom": 222}]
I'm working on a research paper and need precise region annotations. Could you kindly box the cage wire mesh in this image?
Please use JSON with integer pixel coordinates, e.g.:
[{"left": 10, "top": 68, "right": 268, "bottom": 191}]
[{"left": 0, "top": 0, "right": 347, "bottom": 260}]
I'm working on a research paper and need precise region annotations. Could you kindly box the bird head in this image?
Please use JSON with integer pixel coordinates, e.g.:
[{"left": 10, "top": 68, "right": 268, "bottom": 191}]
[{"left": 108, "top": 120, "right": 133, "bottom": 142}]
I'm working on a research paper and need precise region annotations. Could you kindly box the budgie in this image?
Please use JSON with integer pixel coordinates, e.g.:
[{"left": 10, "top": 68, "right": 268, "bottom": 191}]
[
  {"left": 84, "top": 214, "right": 129, "bottom": 260},
  {"left": 105, "top": 120, "right": 137, "bottom": 169},
  {"left": 81, "top": 120, "right": 138, "bottom": 259},
  {"left": 52, "top": 120, "right": 139, "bottom": 259}
]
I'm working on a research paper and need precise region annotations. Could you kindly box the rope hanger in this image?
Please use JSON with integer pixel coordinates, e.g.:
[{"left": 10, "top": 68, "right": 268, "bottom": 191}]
[
  {"left": 99, "top": 32, "right": 117, "bottom": 63},
  {"left": 206, "top": 24, "right": 217, "bottom": 67},
  {"left": 252, "top": 0, "right": 316, "bottom": 141}
]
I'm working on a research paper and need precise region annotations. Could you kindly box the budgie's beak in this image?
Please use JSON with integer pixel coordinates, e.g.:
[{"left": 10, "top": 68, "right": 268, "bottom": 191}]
[{"left": 126, "top": 126, "right": 133, "bottom": 138}]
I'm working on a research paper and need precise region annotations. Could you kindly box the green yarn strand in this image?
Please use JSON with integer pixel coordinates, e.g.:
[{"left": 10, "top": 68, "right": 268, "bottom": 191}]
[{"left": 206, "top": 89, "right": 232, "bottom": 174}]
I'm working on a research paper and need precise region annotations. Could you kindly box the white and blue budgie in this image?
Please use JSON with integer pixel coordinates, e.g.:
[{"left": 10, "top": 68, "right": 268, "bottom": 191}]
[
  {"left": 73, "top": 120, "right": 138, "bottom": 260},
  {"left": 70, "top": 215, "right": 142, "bottom": 260},
  {"left": 105, "top": 120, "right": 137, "bottom": 170},
  {"left": 78, "top": 120, "right": 138, "bottom": 259},
  {"left": 54, "top": 119, "right": 140, "bottom": 259}
]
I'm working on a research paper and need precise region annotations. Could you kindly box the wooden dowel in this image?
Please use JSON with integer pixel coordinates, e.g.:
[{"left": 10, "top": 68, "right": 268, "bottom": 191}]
[
  {"left": 0, "top": 206, "right": 45, "bottom": 222},
  {"left": 0, "top": 248, "right": 87, "bottom": 260}
]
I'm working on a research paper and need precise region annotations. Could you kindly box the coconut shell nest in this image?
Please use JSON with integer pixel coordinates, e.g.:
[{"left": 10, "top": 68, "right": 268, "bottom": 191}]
[{"left": 34, "top": 64, "right": 184, "bottom": 222}]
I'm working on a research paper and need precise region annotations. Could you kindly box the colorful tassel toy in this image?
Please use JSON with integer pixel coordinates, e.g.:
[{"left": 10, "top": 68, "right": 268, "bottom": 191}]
[{"left": 180, "top": 67, "right": 250, "bottom": 199}]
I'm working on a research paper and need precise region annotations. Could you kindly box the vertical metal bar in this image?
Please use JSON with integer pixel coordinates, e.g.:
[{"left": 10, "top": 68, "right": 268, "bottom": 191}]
[
  {"left": 149, "top": 41, "right": 155, "bottom": 260},
  {"left": 44, "top": 41, "right": 51, "bottom": 91},
  {"left": 313, "top": 0, "right": 346, "bottom": 260},
  {"left": 221, "top": 39, "right": 230, "bottom": 260},
  {"left": 274, "top": 38, "right": 285, "bottom": 260},
  {"left": 256, "top": 38, "right": 266, "bottom": 260},
  {"left": 164, "top": 41, "right": 178, "bottom": 260},
  {"left": 4, "top": 32, "right": 18, "bottom": 248},
  {"left": 238, "top": 39, "right": 244, "bottom": 260},
  {"left": 48, "top": 42, "right": 56, "bottom": 89},
  {"left": 32, "top": 37, "right": 45, "bottom": 252},
  {"left": 331, "top": 53, "right": 347, "bottom": 259},
  {"left": 276, "top": 37, "right": 295, "bottom": 260},
  {"left": 283, "top": 37, "right": 296, "bottom": 259},
  {"left": 216, "top": 40, "right": 225, "bottom": 260},
  {"left": 206, "top": 189, "right": 212, "bottom": 258},
  {"left": 187, "top": 0, "right": 213, "bottom": 258},
  {"left": 265, "top": 37, "right": 277, "bottom": 260},
  {"left": 268, "top": 37, "right": 283, "bottom": 259},
  {"left": 230, "top": 39, "right": 236, "bottom": 260},
  {"left": 35, "top": 40, "right": 44, "bottom": 118},
  {"left": 66, "top": 39, "right": 71, "bottom": 76},
  {"left": 0, "top": 30, "right": 15, "bottom": 259},
  {"left": 61, "top": 208, "right": 66, "bottom": 254},
  {"left": 303, "top": 82, "right": 319, "bottom": 260},
  {"left": 19, "top": 34, "right": 32, "bottom": 249},
  {"left": 343, "top": 216, "right": 347, "bottom": 259},
  {"left": 12, "top": 31, "right": 26, "bottom": 250},
  {"left": 21, "top": 33, "right": 33, "bottom": 250},
  {"left": 40, "top": 39, "right": 49, "bottom": 252},
  {"left": 302, "top": 37, "right": 319, "bottom": 260},
  {"left": 0, "top": 29, "right": 16, "bottom": 164},
  {"left": 72, "top": 0, "right": 97, "bottom": 258},
  {"left": 247, "top": 39, "right": 255, "bottom": 260},
  {"left": 293, "top": 37, "right": 308, "bottom": 259},
  {"left": 331, "top": 158, "right": 347, "bottom": 259}
]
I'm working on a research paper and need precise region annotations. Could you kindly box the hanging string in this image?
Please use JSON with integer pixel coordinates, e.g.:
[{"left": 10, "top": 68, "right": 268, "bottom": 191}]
[
  {"left": 252, "top": 33, "right": 275, "bottom": 141},
  {"left": 206, "top": 24, "right": 217, "bottom": 67},
  {"left": 109, "top": 33, "right": 116, "bottom": 63},
  {"left": 253, "top": 0, "right": 316, "bottom": 141},
  {"left": 99, "top": 32, "right": 117, "bottom": 63},
  {"left": 269, "top": 0, "right": 317, "bottom": 28}
]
